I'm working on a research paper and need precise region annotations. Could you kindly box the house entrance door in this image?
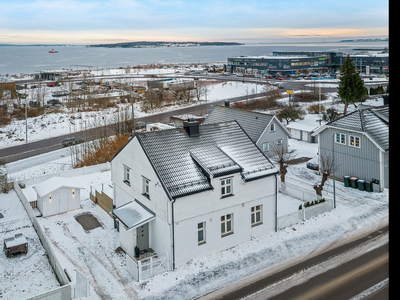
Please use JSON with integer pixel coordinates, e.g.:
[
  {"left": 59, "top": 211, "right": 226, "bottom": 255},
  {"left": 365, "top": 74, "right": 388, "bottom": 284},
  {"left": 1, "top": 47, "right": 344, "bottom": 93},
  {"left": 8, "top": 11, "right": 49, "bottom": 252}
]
[{"left": 136, "top": 223, "right": 149, "bottom": 250}]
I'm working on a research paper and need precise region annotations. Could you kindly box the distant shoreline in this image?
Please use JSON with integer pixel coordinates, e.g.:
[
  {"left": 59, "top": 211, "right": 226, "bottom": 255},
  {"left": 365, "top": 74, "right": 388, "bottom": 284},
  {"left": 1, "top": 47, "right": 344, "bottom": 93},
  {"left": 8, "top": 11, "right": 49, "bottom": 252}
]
[
  {"left": 0, "top": 37, "right": 388, "bottom": 47},
  {"left": 86, "top": 41, "right": 244, "bottom": 48}
]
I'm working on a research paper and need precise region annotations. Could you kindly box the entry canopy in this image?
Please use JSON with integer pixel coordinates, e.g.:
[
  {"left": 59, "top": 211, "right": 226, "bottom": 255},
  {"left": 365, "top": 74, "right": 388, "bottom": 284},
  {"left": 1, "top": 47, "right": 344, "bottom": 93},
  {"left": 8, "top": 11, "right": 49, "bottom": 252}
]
[{"left": 110, "top": 200, "right": 155, "bottom": 231}]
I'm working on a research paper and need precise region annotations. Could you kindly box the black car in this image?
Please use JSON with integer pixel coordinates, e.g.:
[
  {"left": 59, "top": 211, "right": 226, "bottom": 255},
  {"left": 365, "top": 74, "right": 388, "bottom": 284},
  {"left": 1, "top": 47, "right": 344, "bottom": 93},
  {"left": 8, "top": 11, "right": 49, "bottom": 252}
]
[
  {"left": 306, "top": 161, "right": 319, "bottom": 170},
  {"left": 62, "top": 137, "right": 84, "bottom": 147}
]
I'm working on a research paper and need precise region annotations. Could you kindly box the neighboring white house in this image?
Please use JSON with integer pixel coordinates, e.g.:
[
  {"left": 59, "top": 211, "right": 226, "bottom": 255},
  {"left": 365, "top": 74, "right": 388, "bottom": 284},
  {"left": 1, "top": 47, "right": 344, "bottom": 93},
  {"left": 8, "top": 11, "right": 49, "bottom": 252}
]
[
  {"left": 110, "top": 120, "right": 279, "bottom": 272},
  {"left": 33, "top": 177, "right": 84, "bottom": 217},
  {"left": 286, "top": 114, "right": 325, "bottom": 143},
  {"left": 203, "top": 104, "right": 292, "bottom": 157}
]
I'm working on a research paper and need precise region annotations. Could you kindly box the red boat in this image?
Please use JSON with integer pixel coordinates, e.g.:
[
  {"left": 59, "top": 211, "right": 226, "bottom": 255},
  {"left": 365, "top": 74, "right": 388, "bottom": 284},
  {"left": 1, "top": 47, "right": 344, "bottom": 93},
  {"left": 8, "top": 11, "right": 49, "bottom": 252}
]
[{"left": 49, "top": 49, "right": 58, "bottom": 53}]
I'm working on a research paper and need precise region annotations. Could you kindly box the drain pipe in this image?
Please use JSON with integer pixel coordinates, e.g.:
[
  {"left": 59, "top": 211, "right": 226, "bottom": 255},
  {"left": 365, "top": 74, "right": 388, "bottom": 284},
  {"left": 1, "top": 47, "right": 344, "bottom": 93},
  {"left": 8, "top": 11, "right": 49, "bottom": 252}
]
[
  {"left": 171, "top": 198, "right": 176, "bottom": 270},
  {"left": 275, "top": 174, "right": 278, "bottom": 232}
]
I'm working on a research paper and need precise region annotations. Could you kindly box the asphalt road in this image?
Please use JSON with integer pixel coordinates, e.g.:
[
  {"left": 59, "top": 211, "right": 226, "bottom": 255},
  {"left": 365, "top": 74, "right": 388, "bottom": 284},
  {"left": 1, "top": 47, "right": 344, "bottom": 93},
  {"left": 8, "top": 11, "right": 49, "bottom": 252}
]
[
  {"left": 0, "top": 92, "right": 262, "bottom": 163},
  {"left": 1, "top": 75, "right": 387, "bottom": 163},
  {"left": 203, "top": 225, "right": 388, "bottom": 300}
]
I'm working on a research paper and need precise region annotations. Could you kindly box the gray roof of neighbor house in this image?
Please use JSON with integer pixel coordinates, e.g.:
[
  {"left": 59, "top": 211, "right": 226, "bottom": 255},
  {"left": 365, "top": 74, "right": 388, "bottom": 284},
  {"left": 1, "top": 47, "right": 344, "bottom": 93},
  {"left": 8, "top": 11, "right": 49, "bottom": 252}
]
[
  {"left": 314, "top": 105, "right": 389, "bottom": 151},
  {"left": 136, "top": 121, "right": 278, "bottom": 199},
  {"left": 203, "top": 106, "right": 289, "bottom": 143}
]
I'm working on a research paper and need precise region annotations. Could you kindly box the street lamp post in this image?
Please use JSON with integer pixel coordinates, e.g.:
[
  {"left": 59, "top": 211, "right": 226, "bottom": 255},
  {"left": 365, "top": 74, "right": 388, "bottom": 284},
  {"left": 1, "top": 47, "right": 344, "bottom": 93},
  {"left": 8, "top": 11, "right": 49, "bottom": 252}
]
[{"left": 332, "top": 132, "right": 337, "bottom": 209}]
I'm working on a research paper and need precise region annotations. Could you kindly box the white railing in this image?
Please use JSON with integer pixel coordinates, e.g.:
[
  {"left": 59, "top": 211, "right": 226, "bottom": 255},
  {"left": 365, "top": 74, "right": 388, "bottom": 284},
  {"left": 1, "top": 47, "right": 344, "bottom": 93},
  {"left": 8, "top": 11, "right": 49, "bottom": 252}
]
[
  {"left": 277, "top": 210, "right": 302, "bottom": 230},
  {"left": 277, "top": 199, "right": 334, "bottom": 231},
  {"left": 126, "top": 253, "right": 169, "bottom": 282},
  {"left": 72, "top": 269, "right": 90, "bottom": 298}
]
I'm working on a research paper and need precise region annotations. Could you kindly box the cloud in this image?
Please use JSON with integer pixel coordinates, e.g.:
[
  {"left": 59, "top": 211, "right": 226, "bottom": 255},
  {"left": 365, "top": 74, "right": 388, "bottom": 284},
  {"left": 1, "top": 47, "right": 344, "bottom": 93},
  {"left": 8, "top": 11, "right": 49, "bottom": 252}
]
[{"left": 0, "top": 0, "right": 388, "bottom": 44}]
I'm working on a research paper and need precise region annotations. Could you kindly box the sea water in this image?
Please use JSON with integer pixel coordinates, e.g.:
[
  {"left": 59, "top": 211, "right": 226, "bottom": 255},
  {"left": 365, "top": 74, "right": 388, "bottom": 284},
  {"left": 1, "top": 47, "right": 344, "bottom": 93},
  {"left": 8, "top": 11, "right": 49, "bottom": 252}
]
[{"left": 0, "top": 41, "right": 388, "bottom": 75}]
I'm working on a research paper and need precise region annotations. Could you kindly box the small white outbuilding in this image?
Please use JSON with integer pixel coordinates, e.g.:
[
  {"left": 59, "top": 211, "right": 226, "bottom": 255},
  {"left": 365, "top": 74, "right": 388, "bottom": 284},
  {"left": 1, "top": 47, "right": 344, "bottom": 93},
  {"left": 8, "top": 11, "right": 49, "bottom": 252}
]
[{"left": 33, "top": 177, "right": 84, "bottom": 217}]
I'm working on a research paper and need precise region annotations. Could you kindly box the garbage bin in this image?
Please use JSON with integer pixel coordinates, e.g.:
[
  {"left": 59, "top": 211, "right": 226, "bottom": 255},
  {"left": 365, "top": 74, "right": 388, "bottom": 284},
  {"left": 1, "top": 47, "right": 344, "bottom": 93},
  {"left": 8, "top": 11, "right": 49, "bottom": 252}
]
[
  {"left": 350, "top": 177, "right": 358, "bottom": 188},
  {"left": 357, "top": 179, "right": 365, "bottom": 191},
  {"left": 343, "top": 176, "right": 351, "bottom": 187},
  {"left": 365, "top": 181, "right": 373, "bottom": 192}
]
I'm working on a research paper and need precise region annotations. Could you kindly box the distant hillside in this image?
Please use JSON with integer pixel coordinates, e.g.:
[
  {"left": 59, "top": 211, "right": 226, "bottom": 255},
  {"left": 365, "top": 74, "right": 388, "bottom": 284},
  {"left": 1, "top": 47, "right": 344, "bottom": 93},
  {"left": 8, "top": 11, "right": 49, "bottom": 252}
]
[
  {"left": 87, "top": 41, "right": 244, "bottom": 48},
  {"left": 338, "top": 38, "right": 388, "bottom": 43}
]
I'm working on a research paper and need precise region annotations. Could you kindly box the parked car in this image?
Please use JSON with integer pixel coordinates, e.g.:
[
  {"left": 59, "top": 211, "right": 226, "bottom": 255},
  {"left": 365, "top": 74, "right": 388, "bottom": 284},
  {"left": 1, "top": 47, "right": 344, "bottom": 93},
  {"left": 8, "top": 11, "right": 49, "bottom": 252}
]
[
  {"left": 236, "top": 73, "right": 243, "bottom": 77},
  {"left": 306, "top": 158, "right": 319, "bottom": 171},
  {"left": 278, "top": 84, "right": 284, "bottom": 89},
  {"left": 62, "top": 137, "right": 84, "bottom": 147},
  {"left": 277, "top": 77, "right": 285, "bottom": 80}
]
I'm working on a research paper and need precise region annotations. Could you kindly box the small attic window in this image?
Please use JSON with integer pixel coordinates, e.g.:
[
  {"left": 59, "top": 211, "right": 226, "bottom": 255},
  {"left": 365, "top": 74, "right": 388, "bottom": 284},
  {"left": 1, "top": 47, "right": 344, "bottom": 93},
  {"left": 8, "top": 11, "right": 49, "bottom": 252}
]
[{"left": 270, "top": 123, "right": 275, "bottom": 132}]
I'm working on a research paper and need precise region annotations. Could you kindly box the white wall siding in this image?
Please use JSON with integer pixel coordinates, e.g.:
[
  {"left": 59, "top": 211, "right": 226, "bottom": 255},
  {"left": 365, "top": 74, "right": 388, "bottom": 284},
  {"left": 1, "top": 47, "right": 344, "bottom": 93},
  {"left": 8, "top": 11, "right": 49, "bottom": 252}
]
[
  {"left": 173, "top": 175, "right": 276, "bottom": 267},
  {"left": 111, "top": 138, "right": 170, "bottom": 221}
]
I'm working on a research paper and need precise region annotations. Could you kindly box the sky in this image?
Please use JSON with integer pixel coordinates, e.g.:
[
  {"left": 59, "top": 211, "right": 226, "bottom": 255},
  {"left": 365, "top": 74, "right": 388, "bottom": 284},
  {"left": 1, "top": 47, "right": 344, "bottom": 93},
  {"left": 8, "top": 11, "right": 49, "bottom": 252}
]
[{"left": 0, "top": 0, "right": 389, "bottom": 45}]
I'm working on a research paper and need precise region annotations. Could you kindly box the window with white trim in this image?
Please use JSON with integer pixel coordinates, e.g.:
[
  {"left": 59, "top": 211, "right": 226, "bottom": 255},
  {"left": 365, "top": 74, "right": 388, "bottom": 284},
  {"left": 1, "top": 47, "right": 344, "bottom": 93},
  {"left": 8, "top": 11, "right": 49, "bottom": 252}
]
[
  {"left": 276, "top": 139, "right": 283, "bottom": 145},
  {"left": 335, "top": 133, "right": 346, "bottom": 145},
  {"left": 123, "top": 165, "right": 130, "bottom": 185},
  {"left": 221, "top": 214, "right": 233, "bottom": 236},
  {"left": 220, "top": 178, "right": 233, "bottom": 197},
  {"left": 142, "top": 177, "right": 150, "bottom": 199},
  {"left": 251, "top": 205, "right": 262, "bottom": 226},
  {"left": 263, "top": 142, "right": 269, "bottom": 152},
  {"left": 198, "top": 222, "right": 206, "bottom": 245},
  {"left": 270, "top": 123, "right": 275, "bottom": 132},
  {"left": 349, "top": 135, "right": 360, "bottom": 148}
]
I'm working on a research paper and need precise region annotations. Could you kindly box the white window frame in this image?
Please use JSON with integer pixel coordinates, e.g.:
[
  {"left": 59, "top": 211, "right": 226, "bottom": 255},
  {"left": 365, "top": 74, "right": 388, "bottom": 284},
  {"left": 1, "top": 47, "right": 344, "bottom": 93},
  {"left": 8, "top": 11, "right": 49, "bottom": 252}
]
[
  {"left": 221, "top": 213, "right": 233, "bottom": 236},
  {"left": 142, "top": 176, "right": 150, "bottom": 199},
  {"left": 335, "top": 133, "right": 346, "bottom": 145},
  {"left": 262, "top": 142, "right": 269, "bottom": 152},
  {"left": 251, "top": 205, "right": 262, "bottom": 226},
  {"left": 198, "top": 222, "right": 206, "bottom": 245},
  {"left": 123, "top": 165, "right": 130, "bottom": 185},
  {"left": 276, "top": 139, "right": 283, "bottom": 145},
  {"left": 270, "top": 123, "right": 276, "bottom": 132},
  {"left": 349, "top": 135, "right": 361, "bottom": 148},
  {"left": 220, "top": 178, "right": 233, "bottom": 197}
]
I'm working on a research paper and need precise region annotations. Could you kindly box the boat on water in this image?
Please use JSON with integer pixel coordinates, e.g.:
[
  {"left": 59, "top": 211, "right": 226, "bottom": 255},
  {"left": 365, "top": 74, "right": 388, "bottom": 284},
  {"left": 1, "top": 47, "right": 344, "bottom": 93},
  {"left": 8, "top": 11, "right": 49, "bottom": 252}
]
[{"left": 49, "top": 49, "right": 58, "bottom": 53}]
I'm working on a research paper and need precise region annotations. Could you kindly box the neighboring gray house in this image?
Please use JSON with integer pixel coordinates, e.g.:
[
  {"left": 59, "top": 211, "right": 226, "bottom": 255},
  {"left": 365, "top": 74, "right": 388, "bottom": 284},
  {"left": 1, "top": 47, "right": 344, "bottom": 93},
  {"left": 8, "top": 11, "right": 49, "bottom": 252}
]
[
  {"left": 312, "top": 105, "right": 389, "bottom": 192},
  {"left": 203, "top": 105, "right": 292, "bottom": 157}
]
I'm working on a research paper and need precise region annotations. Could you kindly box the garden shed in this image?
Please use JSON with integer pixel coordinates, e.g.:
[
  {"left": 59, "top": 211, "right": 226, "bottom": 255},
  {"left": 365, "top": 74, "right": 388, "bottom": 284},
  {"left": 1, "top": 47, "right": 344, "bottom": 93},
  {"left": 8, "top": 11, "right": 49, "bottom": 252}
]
[{"left": 33, "top": 177, "right": 84, "bottom": 217}]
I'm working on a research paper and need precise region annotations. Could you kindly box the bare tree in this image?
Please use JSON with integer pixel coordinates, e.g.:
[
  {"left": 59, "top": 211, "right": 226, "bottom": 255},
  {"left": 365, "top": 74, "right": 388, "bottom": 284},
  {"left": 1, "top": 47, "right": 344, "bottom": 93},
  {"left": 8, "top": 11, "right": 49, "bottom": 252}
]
[
  {"left": 270, "top": 143, "right": 297, "bottom": 183},
  {"left": 313, "top": 152, "right": 340, "bottom": 196}
]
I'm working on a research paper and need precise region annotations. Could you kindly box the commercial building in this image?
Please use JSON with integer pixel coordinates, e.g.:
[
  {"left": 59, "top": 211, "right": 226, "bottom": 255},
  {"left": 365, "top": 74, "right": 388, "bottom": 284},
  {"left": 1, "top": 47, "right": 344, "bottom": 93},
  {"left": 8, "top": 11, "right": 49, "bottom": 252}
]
[
  {"left": 272, "top": 50, "right": 389, "bottom": 75},
  {"left": 226, "top": 48, "right": 388, "bottom": 76},
  {"left": 226, "top": 55, "right": 327, "bottom": 75}
]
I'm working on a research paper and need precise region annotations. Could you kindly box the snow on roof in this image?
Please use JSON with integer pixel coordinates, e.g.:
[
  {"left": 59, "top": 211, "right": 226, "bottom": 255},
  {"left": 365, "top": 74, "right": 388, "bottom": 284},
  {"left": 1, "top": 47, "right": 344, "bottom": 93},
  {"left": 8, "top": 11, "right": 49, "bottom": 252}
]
[
  {"left": 4, "top": 233, "right": 27, "bottom": 248},
  {"left": 111, "top": 200, "right": 155, "bottom": 231},
  {"left": 33, "top": 177, "right": 84, "bottom": 198}
]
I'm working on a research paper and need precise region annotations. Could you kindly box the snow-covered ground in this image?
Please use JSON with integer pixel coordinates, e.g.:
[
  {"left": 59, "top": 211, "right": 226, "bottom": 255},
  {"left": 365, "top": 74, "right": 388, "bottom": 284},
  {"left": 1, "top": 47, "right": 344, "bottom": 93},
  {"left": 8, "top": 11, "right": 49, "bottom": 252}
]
[{"left": 0, "top": 70, "right": 388, "bottom": 299}]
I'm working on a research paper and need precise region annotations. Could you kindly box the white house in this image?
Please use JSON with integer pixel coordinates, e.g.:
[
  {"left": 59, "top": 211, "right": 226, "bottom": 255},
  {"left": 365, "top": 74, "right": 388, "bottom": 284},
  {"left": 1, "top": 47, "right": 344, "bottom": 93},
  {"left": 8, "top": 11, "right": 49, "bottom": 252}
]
[
  {"left": 33, "top": 177, "right": 84, "bottom": 217},
  {"left": 110, "top": 120, "right": 279, "bottom": 273}
]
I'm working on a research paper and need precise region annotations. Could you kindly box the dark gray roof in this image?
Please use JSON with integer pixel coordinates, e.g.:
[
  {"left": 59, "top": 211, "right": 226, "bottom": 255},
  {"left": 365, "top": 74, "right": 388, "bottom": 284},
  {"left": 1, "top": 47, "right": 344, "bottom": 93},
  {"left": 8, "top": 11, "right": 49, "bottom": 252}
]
[
  {"left": 325, "top": 106, "right": 389, "bottom": 151},
  {"left": 136, "top": 121, "right": 278, "bottom": 199},
  {"left": 203, "top": 106, "right": 275, "bottom": 143}
]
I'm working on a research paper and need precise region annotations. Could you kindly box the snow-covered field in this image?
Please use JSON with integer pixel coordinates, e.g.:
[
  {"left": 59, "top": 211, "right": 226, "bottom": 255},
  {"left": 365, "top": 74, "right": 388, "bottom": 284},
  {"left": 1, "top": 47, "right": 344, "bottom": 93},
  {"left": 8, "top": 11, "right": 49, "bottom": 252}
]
[{"left": 0, "top": 70, "right": 388, "bottom": 299}]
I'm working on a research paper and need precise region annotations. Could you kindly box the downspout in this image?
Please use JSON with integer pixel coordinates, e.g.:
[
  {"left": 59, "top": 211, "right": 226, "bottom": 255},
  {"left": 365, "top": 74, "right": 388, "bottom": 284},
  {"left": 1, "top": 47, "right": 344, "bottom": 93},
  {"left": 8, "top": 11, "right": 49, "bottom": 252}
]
[
  {"left": 275, "top": 174, "right": 278, "bottom": 232},
  {"left": 171, "top": 198, "right": 176, "bottom": 270}
]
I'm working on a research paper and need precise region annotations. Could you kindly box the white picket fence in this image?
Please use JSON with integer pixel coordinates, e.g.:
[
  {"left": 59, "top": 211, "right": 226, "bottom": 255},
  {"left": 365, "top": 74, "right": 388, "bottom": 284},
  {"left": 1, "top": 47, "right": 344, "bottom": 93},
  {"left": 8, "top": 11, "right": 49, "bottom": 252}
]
[{"left": 127, "top": 253, "right": 169, "bottom": 282}]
